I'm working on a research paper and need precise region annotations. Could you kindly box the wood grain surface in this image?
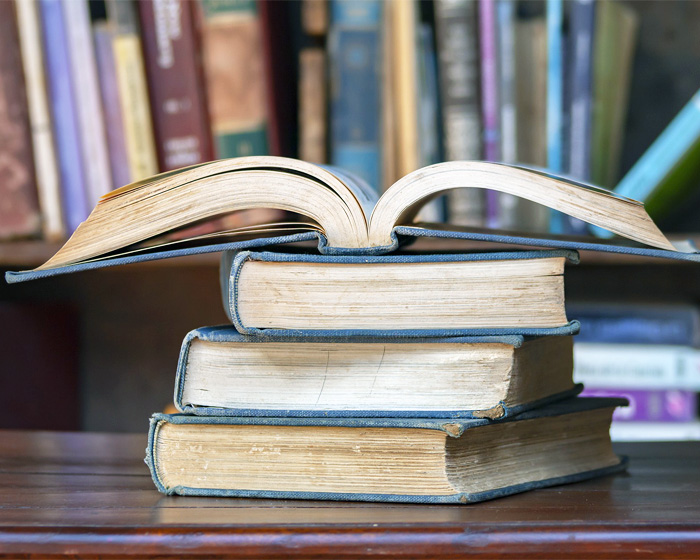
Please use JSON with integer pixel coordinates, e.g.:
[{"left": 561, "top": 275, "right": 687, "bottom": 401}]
[{"left": 0, "top": 430, "right": 698, "bottom": 558}]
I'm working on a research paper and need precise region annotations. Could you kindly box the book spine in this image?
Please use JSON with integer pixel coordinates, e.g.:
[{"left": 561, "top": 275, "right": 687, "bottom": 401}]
[
  {"left": 196, "top": 0, "right": 269, "bottom": 158},
  {"left": 478, "top": 0, "right": 500, "bottom": 227},
  {"left": 92, "top": 23, "right": 131, "bottom": 190},
  {"left": 573, "top": 343, "right": 700, "bottom": 390},
  {"left": 615, "top": 90, "right": 700, "bottom": 207},
  {"left": 495, "top": 0, "right": 521, "bottom": 230},
  {"left": 564, "top": 0, "right": 595, "bottom": 234},
  {"left": 591, "top": 0, "right": 638, "bottom": 189},
  {"left": 299, "top": 48, "right": 327, "bottom": 163},
  {"left": 62, "top": 0, "right": 113, "bottom": 206},
  {"left": 546, "top": 0, "right": 565, "bottom": 233},
  {"left": 433, "top": 0, "right": 484, "bottom": 227},
  {"left": 571, "top": 307, "right": 700, "bottom": 346},
  {"left": 329, "top": 0, "right": 382, "bottom": 191},
  {"left": 15, "top": 0, "right": 65, "bottom": 241},
  {"left": 138, "top": 0, "right": 214, "bottom": 171},
  {"left": 581, "top": 388, "right": 697, "bottom": 423},
  {"left": 0, "top": 0, "right": 42, "bottom": 240},
  {"left": 107, "top": 0, "right": 159, "bottom": 182},
  {"left": 39, "top": 0, "right": 90, "bottom": 233}
]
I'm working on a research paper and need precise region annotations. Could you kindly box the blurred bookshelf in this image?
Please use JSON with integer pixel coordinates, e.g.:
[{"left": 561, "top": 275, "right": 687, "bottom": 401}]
[{"left": 1, "top": 0, "right": 700, "bottom": 434}]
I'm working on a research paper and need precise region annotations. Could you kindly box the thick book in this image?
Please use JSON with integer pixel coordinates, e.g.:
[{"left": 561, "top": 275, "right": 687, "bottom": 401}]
[
  {"left": 145, "top": 397, "right": 628, "bottom": 504},
  {"left": 573, "top": 342, "right": 700, "bottom": 390},
  {"left": 174, "top": 325, "right": 579, "bottom": 419},
  {"left": 221, "top": 249, "right": 580, "bottom": 336},
  {"left": 139, "top": 0, "right": 213, "bottom": 171},
  {"left": 0, "top": 0, "right": 41, "bottom": 240},
  {"left": 567, "top": 302, "right": 700, "bottom": 346},
  {"left": 7, "top": 157, "right": 700, "bottom": 284}
]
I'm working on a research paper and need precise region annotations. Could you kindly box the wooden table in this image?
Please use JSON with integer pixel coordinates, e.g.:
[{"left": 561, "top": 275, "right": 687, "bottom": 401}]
[{"left": 0, "top": 430, "right": 698, "bottom": 558}]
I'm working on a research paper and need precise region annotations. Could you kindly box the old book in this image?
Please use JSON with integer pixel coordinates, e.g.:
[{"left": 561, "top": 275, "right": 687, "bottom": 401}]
[
  {"left": 221, "top": 249, "right": 579, "bottom": 335},
  {"left": 6, "top": 158, "right": 700, "bottom": 283},
  {"left": 146, "top": 397, "right": 627, "bottom": 504},
  {"left": 433, "top": 0, "right": 483, "bottom": 227},
  {"left": 139, "top": 0, "right": 213, "bottom": 171},
  {"left": 62, "top": 0, "right": 113, "bottom": 207},
  {"left": 39, "top": 0, "right": 90, "bottom": 234},
  {"left": 298, "top": 48, "right": 327, "bottom": 163},
  {"left": 107, "top": 0, "right": 159, "bottom": 182},
  {"left": 15, "top": 0, "right": 64, "bottom": 241},
  {"left": 195, "top": 0, "right": 269, "bottom": 158},
  {"left": 0, "top": 0, "right": 41, "bottom": 240},
  {"left": 93, "top": 22, "right": 131, "bottom": 190},
  {"left": 328, "top": 0, "right": 383, "bottom": 189},
  {"left": 175, "top": 325, "right": 578, "bottom": 419}
]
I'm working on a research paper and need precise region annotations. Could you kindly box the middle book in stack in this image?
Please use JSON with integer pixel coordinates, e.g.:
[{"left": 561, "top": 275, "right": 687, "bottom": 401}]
[{"left": 146, "top": 248, "right": 627, "bottom": 503}]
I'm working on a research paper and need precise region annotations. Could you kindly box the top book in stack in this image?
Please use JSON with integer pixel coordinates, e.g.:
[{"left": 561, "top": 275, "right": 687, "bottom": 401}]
[{"left": 6, "top": 157, "right": 700, "bottom": 286}]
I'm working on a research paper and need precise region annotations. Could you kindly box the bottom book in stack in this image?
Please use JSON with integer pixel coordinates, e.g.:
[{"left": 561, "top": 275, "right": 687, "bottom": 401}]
[{"left": 145, "top": 326, "right": 628, "bottom": 503}]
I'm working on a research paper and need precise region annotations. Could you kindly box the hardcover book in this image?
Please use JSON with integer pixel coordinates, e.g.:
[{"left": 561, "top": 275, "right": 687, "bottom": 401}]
[
  {"left": 0, "top": 0, "right": 41, "bottom": 240},
  {"left": 39, "top": 0, "right": 90, "bottom": 234},
  {"left": 174, "top": 325, "right": 579, "bottom": 419},
  {"left": 7, "top": 157, "right": 700, "bottom": 284},
  {"left": 220, "top": 249, "right": 580, "bottom": 335},
  {"left": 139, "top": 0, "right": 214, "bottom": 171},
  {"left": 573, "top": 342, "right": 700, "bottom": 390},
  {"left": 14, "top": 0, "right": 64, "bottom": 241},
  {"left": 195, "top": 0, "right": 269, "bottom": 158},
  {"left": 145, "top": 397, "right": 628, "bottom": 504}
]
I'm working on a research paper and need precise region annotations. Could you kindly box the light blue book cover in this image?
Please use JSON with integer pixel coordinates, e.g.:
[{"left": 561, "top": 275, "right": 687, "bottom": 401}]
[
  {"left": 222, "top": 249, "right": 583, "bottom": 338},
  {"left": 145, "top": 397, "right": 628, "bottom": 503},
  {"left": 328, "top": 0, "right": 383, "bottom": 191},
  {"left": 39, "top": 0, "right": 89, "bottom": 233},
  {"left": 547, "top": 0, "right": 565, "bottom": 233},
  {"left": 174, "top": 324, "right": 583, "bottom": 418}
]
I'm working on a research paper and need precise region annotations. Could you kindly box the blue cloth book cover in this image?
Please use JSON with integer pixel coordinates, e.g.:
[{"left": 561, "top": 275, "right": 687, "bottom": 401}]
[
  {"left": 145, "top": 397, "right": 628, "bottom": 504},
  {"left": 173, "top": 324, "right": 583, "bottom": 419}
]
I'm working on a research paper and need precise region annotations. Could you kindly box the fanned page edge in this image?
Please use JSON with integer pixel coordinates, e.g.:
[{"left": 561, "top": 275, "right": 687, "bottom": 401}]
[
  {"left": 32, "top": 157, "right": 377, "bottom": 271},
  {"left": 369, "top": 161, "right": 679, "bottom": 252}
]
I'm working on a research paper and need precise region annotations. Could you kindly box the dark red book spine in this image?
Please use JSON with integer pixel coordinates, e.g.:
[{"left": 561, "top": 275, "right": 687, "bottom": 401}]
[
  {"left": 0, "top": 1, "right": 41, "bottom": 239},
  {"left": 138, "top": 0, "right": 213, "bottom": 171}
]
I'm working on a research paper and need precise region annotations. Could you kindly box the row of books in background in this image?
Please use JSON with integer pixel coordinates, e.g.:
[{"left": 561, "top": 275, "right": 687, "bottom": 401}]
[
  {"left": 302, "top": 0, "right": 700, "bottom": 232},
  {"left": 3, "top": 0, "right": 700, "bottom": 242},
  {"left": 573, "top": 302, "right": 700, "bottom": 441},
  {"left": 0, "top": 0, "right": 295, "bottom": 241}
]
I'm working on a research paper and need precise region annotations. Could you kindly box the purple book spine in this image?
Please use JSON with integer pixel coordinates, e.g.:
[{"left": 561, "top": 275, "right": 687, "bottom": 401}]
[
  {"left": 39, "top": 0, "right": 89, "bottom": 233},
  {"left": 93, "top": 24, "right": 131, "bottom": 189},
  {"left": 582, "top": 388, "right": 697, "bottom": 422},
  {"left": 478, "top": 0, "right": 501, "bottom": 227}
]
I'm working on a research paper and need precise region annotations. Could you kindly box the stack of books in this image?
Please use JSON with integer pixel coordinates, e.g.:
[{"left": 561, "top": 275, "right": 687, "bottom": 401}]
[{"left": 7, "top": 158, "right": 700, "bottom": 503}]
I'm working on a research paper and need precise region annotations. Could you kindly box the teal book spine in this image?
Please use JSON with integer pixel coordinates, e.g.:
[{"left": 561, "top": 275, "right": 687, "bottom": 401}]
[
  {"left": 328, "top": 0, "right": 383, "bottom": 190},
  {"left": 145, "top": 397, "right": 628, "bottom": 503}
]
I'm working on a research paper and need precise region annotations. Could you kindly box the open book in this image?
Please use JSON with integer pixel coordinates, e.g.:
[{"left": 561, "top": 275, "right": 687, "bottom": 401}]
[{"left": 7, "top": 157, "right": 700, "bottom": 283}]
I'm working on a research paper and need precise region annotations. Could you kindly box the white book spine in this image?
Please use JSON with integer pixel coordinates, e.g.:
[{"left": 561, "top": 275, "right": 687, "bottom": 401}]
[
  {"left": 611, "top": 421, "right": 700, "bottom": 442},
  {"left": 62, "top": 0, "right": 113, "bottom": 207},
  {"left": 15, "top": 0, "right": 65, "bottom": 240},
  {"left": 573, "top": 343, "right": 700, "bottom": 390}
]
